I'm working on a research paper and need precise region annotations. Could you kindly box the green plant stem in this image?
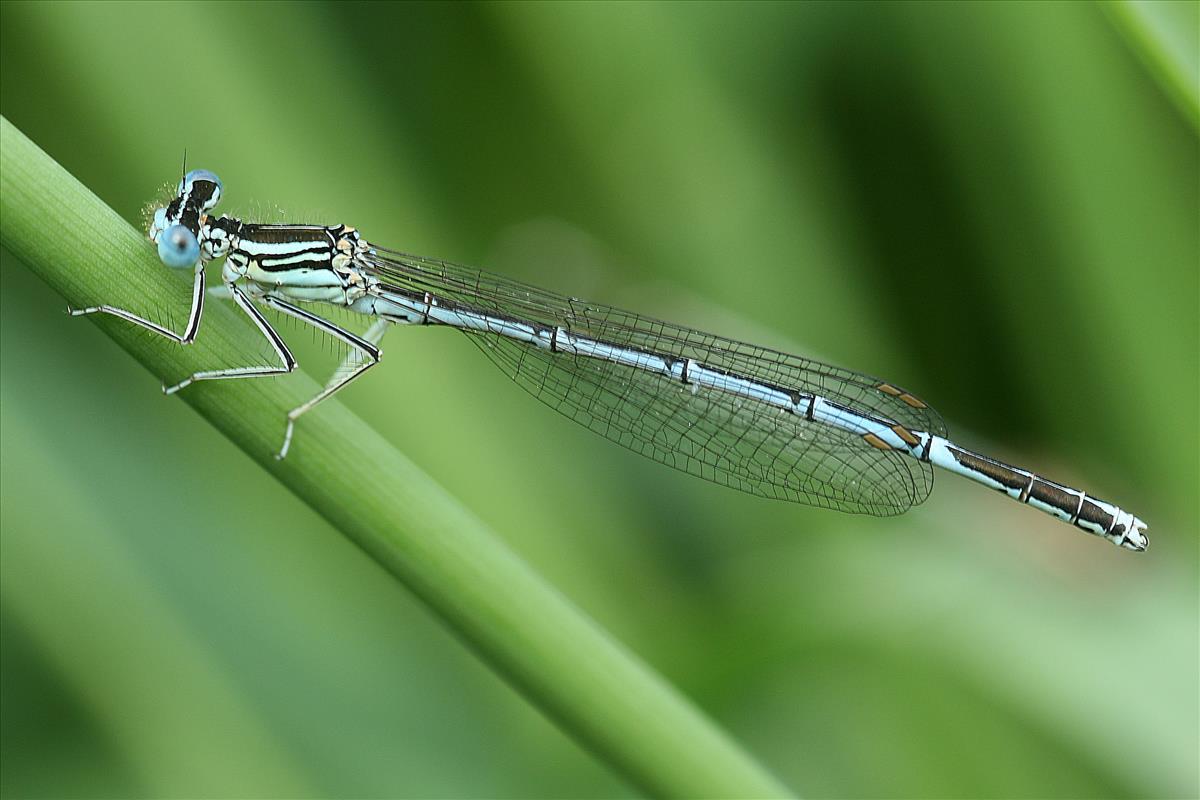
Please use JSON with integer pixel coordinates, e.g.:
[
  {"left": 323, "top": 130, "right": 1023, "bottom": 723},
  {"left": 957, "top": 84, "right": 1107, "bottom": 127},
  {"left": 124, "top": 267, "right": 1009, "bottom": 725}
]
[{"left": 0, "top": 116, "right": 791, "bottom": 799}]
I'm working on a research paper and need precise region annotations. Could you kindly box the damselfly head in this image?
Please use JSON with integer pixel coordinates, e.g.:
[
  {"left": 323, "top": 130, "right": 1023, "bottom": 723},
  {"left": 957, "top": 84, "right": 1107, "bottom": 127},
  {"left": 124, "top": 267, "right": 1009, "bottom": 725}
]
[{"left": 146, "top": 169, "right": 222, "bottom": 269}]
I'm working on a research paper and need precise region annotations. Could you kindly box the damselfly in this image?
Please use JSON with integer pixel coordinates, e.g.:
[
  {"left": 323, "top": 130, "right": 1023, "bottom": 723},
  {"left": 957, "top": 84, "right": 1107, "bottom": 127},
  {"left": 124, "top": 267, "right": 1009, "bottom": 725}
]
[{"left": 71, "top": 170, "right": 1148, "bottom": 551}]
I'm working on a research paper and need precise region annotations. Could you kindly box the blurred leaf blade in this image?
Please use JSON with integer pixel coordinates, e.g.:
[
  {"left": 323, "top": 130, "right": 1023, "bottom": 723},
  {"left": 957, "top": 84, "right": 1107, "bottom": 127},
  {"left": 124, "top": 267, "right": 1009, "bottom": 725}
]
[
  {"left": 0, "top": 412, "right": 317, "bottom": 796},
  {"left": 1105, "top": 0, "right": 1200, "bottom": 130}
]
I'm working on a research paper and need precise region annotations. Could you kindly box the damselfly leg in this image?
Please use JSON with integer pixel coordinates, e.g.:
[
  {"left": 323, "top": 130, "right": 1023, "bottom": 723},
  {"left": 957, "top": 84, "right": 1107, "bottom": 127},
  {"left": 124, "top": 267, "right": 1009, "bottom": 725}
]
[
  {"left": 262, "top": 297, "right": 384, "bottom": 459},
  {"left": 68, "top": 262, "right": 206, "bottom": 344},
  {"left": 162, "top": 282, "right": 296, "bottom": 395}
]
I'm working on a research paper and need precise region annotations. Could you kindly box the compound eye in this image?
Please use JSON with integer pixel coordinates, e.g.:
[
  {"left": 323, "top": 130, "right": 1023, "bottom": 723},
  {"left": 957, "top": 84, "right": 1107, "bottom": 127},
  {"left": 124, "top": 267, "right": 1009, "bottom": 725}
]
[
  {"left": 177, "top": 169, "right": 223, "bottom": 210},
  {"left": 157, "top": 224, "right": 200, "bottom": 268},
  {"left": 178, "top": 169, "right": 222, "bottom": 194}
]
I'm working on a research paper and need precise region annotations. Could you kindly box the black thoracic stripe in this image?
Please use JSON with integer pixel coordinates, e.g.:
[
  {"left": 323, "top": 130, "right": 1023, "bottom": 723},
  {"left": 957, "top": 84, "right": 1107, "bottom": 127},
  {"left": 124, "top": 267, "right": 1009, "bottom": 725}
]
[
  {"left": 235, "top": 225, "right": 335, "bottom": 272},
  {"left": 246, "top": 240, "right": 330, "bottom": 255},
  {"left": 255, "top": 251, "right": 334, "bottom": 272},
  {"left": 949, "top": 447, "right": 1029, "bottom": 492},
  {"left": 1027, "top": 480, "right": 1081, "bottom": 514},
  {"left": 243, "top": 224, "right": 337, "bottom": 245},
  {"left": 1075, "top": 498, "right": 1112, "bottom": 529}
]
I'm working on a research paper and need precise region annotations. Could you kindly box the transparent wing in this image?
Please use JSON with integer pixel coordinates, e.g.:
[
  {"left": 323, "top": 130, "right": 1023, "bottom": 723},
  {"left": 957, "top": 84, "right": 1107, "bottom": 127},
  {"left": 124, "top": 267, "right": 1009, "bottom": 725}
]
[{"left": 364, "top": 248, "right": 945, "bottom": 515}]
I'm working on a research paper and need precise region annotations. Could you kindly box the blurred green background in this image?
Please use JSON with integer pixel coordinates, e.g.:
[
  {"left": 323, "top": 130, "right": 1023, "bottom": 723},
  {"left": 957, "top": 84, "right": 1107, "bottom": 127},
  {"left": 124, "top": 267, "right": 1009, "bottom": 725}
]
[{"left": 1, "top": 1, "right": 1196, "bottom": 797}]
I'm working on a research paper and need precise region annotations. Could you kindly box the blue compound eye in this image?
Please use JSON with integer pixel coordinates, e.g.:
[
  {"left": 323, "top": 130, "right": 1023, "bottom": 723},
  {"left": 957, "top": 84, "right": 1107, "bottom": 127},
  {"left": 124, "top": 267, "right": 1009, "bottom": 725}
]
[
  {"left": 178, "top": 169, "right": 222, "bottom": 193},
  {"left": 177, "top": 169, "right": 223, "bottom": 210},
  {"left": 157, "top": 224, "right": 200, "bottom": 268}
]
